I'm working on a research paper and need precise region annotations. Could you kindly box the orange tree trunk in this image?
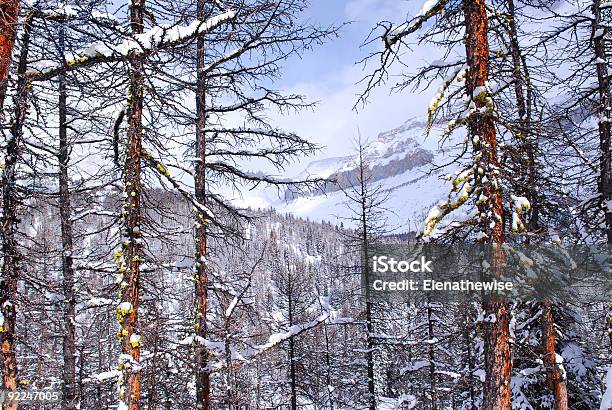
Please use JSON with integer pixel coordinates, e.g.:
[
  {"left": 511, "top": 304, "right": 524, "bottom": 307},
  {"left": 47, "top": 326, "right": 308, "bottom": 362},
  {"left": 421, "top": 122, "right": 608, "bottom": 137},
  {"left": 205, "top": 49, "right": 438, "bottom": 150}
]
[
  {"left": 542, "top": 304, "right": 568, "bottom": 410},
  {"left": 0, "top": 0, "right": 19, "bottom": 111},
  {"left": 116, "top": 1, "right": 145, "bottom": 409},
  {"left": 1, "top": 12, "right": 31, "bottom": 410},
  {"left": 462, "top": 0, "right": 512, "bottom": 408}
]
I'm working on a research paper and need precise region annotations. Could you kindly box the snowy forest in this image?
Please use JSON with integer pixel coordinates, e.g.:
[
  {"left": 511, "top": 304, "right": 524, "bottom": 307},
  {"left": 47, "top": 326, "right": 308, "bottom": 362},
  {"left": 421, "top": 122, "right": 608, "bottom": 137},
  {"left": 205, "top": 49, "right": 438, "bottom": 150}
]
[{"left": 0, "top": 0, "right": 610, "bottom": 409}]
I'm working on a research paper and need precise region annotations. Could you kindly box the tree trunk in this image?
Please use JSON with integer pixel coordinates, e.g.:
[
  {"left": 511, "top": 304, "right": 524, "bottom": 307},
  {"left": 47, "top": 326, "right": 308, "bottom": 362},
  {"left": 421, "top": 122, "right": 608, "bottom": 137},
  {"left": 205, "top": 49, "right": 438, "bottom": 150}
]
[
  {"left": 0, "top": 15, "right": 32, "bottom": 410},
  {"left": 0, "top": 0, "right": 19, "bottom": 112},
  {"left": 505, "top": 0, "right": 539, "bottom": 231},
  {"left": 117, "top": 1, "right": 145, "bottom": 409},
  {"left": 592, "top": 0, "right": 612, "bottom": 244},
  {"left": 58, "top": 23, "right": 77, "bottom": 410},
  {"left": 542, "top": 304, "right": 568, "bottom": 410},
  {"left": 287, "top": 272, "right": 298, "bottom": 410},
  {"left": 194, "top": 1, "right": 211, "bottom": 409},
  {"left": 462, "top": 0, "right": 511, "bottom": 408},
  {"left": 223, "top": 322, "right": 234, "bottom": 409},
  {"left": 427, "top": 301, "right": 437, "bottom": 410},
  {"left": 322, "top": 318, "right": 334, "bottom": 408},
  {"left": 506, "top": 0, "right": 527, "bottom": 125},
  {"left": 359, "top": 146, "right": 376, "bottom": 410},
  {"left": 463, "top": 306, "right": 477, "bottom": 410}
]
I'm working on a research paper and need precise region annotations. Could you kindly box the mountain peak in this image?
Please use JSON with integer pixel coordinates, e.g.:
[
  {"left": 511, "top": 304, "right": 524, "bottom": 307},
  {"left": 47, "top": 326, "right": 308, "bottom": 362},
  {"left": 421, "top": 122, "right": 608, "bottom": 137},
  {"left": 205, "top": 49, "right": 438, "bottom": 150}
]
[{"left": 375, "top": 116, "right": 427, "bottom": 142}]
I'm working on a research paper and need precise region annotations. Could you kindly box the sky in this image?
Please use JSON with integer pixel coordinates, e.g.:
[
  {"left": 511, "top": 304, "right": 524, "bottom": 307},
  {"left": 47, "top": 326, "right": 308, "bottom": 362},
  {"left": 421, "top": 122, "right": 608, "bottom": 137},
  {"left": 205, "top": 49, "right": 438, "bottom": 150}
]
[{"left": 266, "top": 0, "right": 443, "bottom": 174}]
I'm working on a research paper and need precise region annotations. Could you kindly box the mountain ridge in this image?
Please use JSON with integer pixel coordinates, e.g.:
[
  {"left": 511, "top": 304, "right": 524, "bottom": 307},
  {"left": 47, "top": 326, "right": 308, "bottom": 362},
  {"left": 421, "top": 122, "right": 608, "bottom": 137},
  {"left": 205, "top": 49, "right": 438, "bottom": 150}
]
[{"left": 274, "top": 117, "right": 452, "bottom": 231}]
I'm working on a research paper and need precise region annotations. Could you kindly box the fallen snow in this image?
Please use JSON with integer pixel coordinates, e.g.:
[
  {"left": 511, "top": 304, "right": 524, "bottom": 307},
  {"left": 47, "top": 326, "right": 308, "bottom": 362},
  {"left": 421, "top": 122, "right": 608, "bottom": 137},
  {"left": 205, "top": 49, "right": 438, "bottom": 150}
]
[
  {"left": 42, "top": 5, "right": 79, "bottom": 19},
  {"left": 83, "top": 297, "right": 113, "bottom": 308},
  {"left": 90, "top": 369, "right": 121, "bottom": 383}
]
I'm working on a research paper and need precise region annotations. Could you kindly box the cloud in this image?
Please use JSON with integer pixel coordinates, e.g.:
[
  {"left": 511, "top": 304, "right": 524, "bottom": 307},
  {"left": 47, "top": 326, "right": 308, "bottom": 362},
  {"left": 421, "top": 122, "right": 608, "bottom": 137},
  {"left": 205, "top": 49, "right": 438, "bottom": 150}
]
[
  {"left": 253, "top": 0, "right": 446, "bottom": 176},
  {"left": 270, "top": 61, "right": 437, "bottom": 176}
]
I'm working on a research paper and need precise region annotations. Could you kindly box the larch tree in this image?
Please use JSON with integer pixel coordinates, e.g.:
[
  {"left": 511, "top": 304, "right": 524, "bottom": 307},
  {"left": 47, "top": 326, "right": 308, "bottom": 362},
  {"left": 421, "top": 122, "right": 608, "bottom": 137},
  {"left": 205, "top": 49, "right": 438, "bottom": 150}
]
[
  {"left": 115, "top": 0, "right": 146, "bottom": 408},
  {"left": 0, "top": 11, "right": 33, "bottom": 408},
  {"left": 592, "top": 0, "right": 612, "bottom": 245},
  {"left": 194, "top": 0, "right": 210, "bottom": 406},
  {"left": 359, "top": 0, "right": 514, "bottom": 406},
  {"left": 462, "top": 0, "right": 512, "bottom": 407},
  {"left": 57, "top": 20, "right": 78, "bottom": 410},
  {"left": 136, "top": 0, "right": 338, "bottom": 406},
  {"left": 340, "top": 137, "right": 392, "bottom": 410},
  {"left": 488, "top": 1, "right": 579, "bottom": 406},
  {"left": 0, "top": 0, "right": 19, "bottom": 112}
]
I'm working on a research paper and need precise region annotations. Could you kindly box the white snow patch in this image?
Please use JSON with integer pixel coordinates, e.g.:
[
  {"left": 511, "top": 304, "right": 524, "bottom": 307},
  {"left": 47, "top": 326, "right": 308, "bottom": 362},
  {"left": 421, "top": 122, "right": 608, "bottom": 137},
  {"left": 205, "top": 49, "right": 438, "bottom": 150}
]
[
  {"left": 419, "top": 0, "right": 439, "bottom": 15},
  {"left": 91, "top": 369, "right": 121, "bottom": 383}
]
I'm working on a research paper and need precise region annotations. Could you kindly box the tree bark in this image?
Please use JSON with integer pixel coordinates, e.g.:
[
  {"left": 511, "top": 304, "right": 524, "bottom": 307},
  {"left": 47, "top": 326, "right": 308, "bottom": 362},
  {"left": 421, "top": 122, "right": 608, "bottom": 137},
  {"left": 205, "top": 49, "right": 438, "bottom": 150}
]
[
  {"left": 0, "top": 0, "right": 19, "bottom": 112},
  {"left": 592, "top": 0, "right": 612, "bottom": 244},
  {"left": 0, "top": 14, "right": 32, "bottom": 410},
  {"left": 194, "top": 1, "right": 211, "bottom": 409},
  {"left": 117, "top": 1, "right": 145, "bottom": 409},
  {"left": 57, "top": 22, "right": 78, "bottom": 410},
  {"left": 463, "top": 0, "right": 511, "bottom": 408},
  {"left": 542, "top": 304, "right": 568, "bottom": 410},
  {"left": 505, "top": 0, "right": 539, "bottom": 231},
  {"left": 506, "top": 0, "right": 527, "bottom": 125}
]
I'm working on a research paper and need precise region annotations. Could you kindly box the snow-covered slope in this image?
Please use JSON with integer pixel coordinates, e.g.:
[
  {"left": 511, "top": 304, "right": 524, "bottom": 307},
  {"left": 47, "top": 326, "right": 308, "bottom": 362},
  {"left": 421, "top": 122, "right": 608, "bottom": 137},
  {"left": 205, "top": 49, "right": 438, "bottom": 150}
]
[{"left": 275, "top": 117, "right": 455, "bottom": 231}]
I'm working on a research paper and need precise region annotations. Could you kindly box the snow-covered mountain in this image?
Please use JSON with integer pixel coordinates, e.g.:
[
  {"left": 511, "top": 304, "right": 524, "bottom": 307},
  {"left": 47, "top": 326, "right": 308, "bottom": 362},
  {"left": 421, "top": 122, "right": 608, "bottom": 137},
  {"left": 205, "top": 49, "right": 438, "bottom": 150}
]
[{"left": 274, "top": 117, "right": 455, "bottom": 232}]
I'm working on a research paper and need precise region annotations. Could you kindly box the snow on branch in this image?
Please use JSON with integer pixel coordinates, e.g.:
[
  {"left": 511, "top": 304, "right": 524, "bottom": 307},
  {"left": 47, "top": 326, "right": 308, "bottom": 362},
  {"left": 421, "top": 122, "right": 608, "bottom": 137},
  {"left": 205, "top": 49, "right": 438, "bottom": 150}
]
[
  {"left": 207, "top": 311, "right": 330, "bottom": 373},
  {"left": 142, "top": 149, "right": 216, "bottom": 223},
  {"left": 38, "top": 4, "right": 80, "bottom": 20},
  {"left": 25, "top": 10, "right": 236, "bottom": 81},
  {"left": 422, "top": 167, "right": 474, "bottom": 238},
  {"left": 384, "top": 0, "right": 447, "bottom": 48}
]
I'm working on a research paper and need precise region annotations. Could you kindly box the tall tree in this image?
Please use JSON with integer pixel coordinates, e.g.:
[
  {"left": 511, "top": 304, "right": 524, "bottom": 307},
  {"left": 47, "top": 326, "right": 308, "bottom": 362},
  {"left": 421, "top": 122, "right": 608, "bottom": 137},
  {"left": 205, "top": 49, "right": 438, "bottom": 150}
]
[
  {"left": 194, "top": 0, "right": 211, "bottom": 408},
  {"left": 542, "top": 304, "right": 568, "bottom": 410},
  {"left": 0, "top": 0, "right": 19, "bottom": 112},
  {"left": 356, "top": 144, "right": 377, "bottom": 410},
  {"left": 359, "top": 0, "right": 517, "bottom": 407},
  {"left": 0, "top": 12, "right": 32, "bottom": 410},
  {"left": 462, "top": 1, "right": 511, "bottom": 407},
  {"left": 340, "top": 138, "right": 391, "bottom": 410},
  {"left": 592, "top": 0, "right": 612, "bottom": 244},
  {"left": 57, "top": 19, "right": 78, "bottom": 410},
  {"left": 116, "top": 0, "right": 145, "bottom": 408}
]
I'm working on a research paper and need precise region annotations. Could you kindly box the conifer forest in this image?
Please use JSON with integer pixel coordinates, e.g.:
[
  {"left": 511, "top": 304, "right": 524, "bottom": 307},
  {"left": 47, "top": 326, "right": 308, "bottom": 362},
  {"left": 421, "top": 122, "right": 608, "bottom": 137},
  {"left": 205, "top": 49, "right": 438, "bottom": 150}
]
[{"left": 0, "top": 0, "right": 610, "bottom": 409}]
